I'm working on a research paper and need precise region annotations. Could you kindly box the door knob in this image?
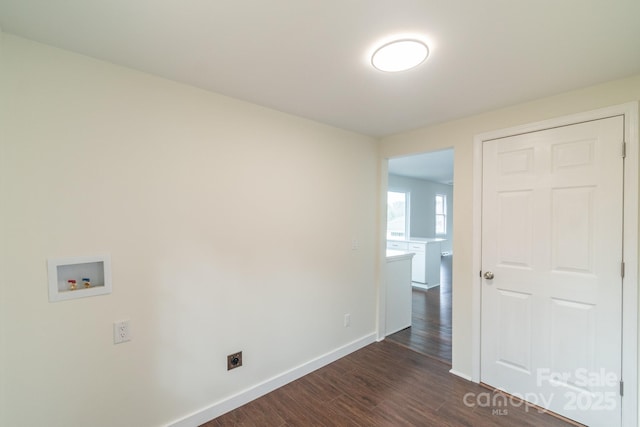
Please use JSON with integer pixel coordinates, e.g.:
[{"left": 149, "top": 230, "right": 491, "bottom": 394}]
[{"left": 483, "top": 271, "right": 495, "bottom": 280}]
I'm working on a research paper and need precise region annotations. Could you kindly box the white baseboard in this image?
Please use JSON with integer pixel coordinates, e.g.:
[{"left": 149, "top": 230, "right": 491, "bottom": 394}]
[
  {"left": 168, "top": 333, "right": 377, "bottom": 427},
  {"left": 449, "top": 368, "right": 473, "bottom": 382}
]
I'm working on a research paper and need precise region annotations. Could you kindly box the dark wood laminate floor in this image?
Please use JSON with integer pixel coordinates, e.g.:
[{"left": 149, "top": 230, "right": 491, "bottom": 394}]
[
  {"left": 204, "top": 340, "right": 573, "bottom": 426},
  {"left": 386, "top": 254, "right": 452, "bottom": 364}
]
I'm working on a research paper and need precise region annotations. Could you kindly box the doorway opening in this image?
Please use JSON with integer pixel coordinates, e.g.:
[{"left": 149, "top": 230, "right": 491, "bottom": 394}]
[{"left": 384, "top": 148, "right": 454, "bottom": 365}]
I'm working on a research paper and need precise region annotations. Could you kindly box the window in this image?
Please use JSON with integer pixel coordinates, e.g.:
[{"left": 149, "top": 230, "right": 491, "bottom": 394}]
[
  {"left": 387, "top": 191, "right": 408, "bottom": 239},
  {"left": 435, "top": 194, "right": 447, "bottom": 235}
]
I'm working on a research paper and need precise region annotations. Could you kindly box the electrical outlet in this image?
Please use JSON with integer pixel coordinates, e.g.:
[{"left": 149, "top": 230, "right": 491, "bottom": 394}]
[
  {"left": 344, "top": 313, "right": 351, "bottom": 328},
  {"left": 227, "top": 351, "right": 242, "bottom": 370},
  {"left": 113, "top": 320, "right": 131, "bottom": 344}
]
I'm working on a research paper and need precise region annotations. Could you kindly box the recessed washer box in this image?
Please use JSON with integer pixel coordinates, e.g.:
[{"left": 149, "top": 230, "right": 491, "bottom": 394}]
[{"left": 47, "top": 254, "right": 112, "bottom": 302}]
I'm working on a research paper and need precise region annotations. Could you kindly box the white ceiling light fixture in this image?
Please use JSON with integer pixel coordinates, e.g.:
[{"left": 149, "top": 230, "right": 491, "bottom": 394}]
[{"left": 371, "top": 38, "right": 430, "bottom": 72}]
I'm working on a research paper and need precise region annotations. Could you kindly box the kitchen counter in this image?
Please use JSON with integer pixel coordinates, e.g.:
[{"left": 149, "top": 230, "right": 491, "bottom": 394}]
[
  {"left": 387, "top": 237, "right": 446, "bottom": 287},
  {"left": 397, "top": 237, "right": 446, "bottom": 244},
  {"left": 386, "top": 249, "right": 415, "bottom": 261}
]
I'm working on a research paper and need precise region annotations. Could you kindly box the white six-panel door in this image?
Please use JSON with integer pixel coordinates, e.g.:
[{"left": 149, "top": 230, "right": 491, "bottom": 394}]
[{"left": 481, "top": 116, "right": 624, "bottom": 426}]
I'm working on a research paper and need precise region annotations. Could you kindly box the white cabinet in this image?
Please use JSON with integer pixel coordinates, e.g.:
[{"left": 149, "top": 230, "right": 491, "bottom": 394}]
[
  {"left": 407, "top": 242, "right": 427, "bottom": 283},
  {"left": 385, "top": 250, "right": 414, "bottom": 335},
  {"left": 408, "top": 242, "right": 426, "bottom": 283},
  {"left": 423, "top": 241, "right": 443, "bottom": 286},
  {"left": 388, "top": 238, "right": 444, "bottom": 287},
  {"left": 387, "top": 241, "right": 408, "bottom": 250}
]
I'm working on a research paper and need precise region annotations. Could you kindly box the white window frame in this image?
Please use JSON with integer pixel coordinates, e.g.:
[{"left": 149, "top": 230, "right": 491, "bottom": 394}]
[
  {"left": 387, "top": 190, "right": 410, "bottom": 239},
  {"left": 435, "top": 193, "right": 447, "bottom": 235}
]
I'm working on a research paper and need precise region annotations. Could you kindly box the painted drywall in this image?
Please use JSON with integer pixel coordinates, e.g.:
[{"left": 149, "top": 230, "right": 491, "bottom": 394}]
[
  {"left": 379, "top": 73, "right": 640, "bottom": 378},
  {"left": 388, "top": 174, "right": 453, "bottom": 253},
  {"left": 0, "top": 34, "right": 378, "bottom": 427}
]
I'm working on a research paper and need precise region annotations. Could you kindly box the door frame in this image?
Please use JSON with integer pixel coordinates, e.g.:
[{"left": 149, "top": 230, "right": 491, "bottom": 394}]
[
  {"left": 471, "top": 102, "right": 639, "bottom": 426},
  {"left": 376, "top": 149, "right": 455, "bottom": 341}
]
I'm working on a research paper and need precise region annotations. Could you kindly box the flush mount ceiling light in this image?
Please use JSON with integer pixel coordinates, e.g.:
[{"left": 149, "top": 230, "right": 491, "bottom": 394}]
[{"left": 371, "top": 39, "right": 429, "bottom": 72}]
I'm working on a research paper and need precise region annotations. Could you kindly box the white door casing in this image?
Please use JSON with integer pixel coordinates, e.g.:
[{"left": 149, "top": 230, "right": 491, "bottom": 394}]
[{"left": 480, "top": 116, "right": 623, "bottom": 426}]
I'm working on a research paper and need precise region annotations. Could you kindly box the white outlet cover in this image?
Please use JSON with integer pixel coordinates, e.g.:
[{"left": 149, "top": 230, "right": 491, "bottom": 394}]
[
  {"left": 113, "top": 320, "right": 131, "bottom": 344},
  {"left": 351, "top": 239, "right": 359, "bottom": 250}
]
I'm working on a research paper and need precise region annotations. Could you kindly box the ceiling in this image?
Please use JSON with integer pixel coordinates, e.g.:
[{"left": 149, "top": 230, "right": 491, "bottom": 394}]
[
  {"left": 1, "top": 1, "right": 640, "bottom": 137},
  {"left": 388, "top": 149, "right": 454, "bottom": 184}
]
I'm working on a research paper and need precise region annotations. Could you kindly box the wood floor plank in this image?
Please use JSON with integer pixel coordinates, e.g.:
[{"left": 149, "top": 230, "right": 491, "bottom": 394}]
[
  {"left": 208, "top": 395, "right": 287, "bottom": 427},
  {"left": 201, "top": 340, "right": 575, "bottom": 426},
  {"left": 386, "top": 254, "right": 453, "bottom": 363}
]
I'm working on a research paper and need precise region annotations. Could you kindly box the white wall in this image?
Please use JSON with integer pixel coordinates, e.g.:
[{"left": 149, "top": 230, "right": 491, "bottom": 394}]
[
  {"left": 0, "top": 34, "right": 378, "bottom": 427},
  {"left": 379, "top": 73, "right": 640, "bottom": 378},
  {"left": 388, "top": 174, "right": 453, "bottom": 252}
]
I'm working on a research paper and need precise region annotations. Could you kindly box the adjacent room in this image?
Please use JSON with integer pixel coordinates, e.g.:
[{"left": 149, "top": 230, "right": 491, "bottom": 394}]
[
  {"left": 385, "top": 149, "right": 454, "bottom": 364},
  {"left": 2, "top": 1, "right": 640, "bottom": 426}
]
